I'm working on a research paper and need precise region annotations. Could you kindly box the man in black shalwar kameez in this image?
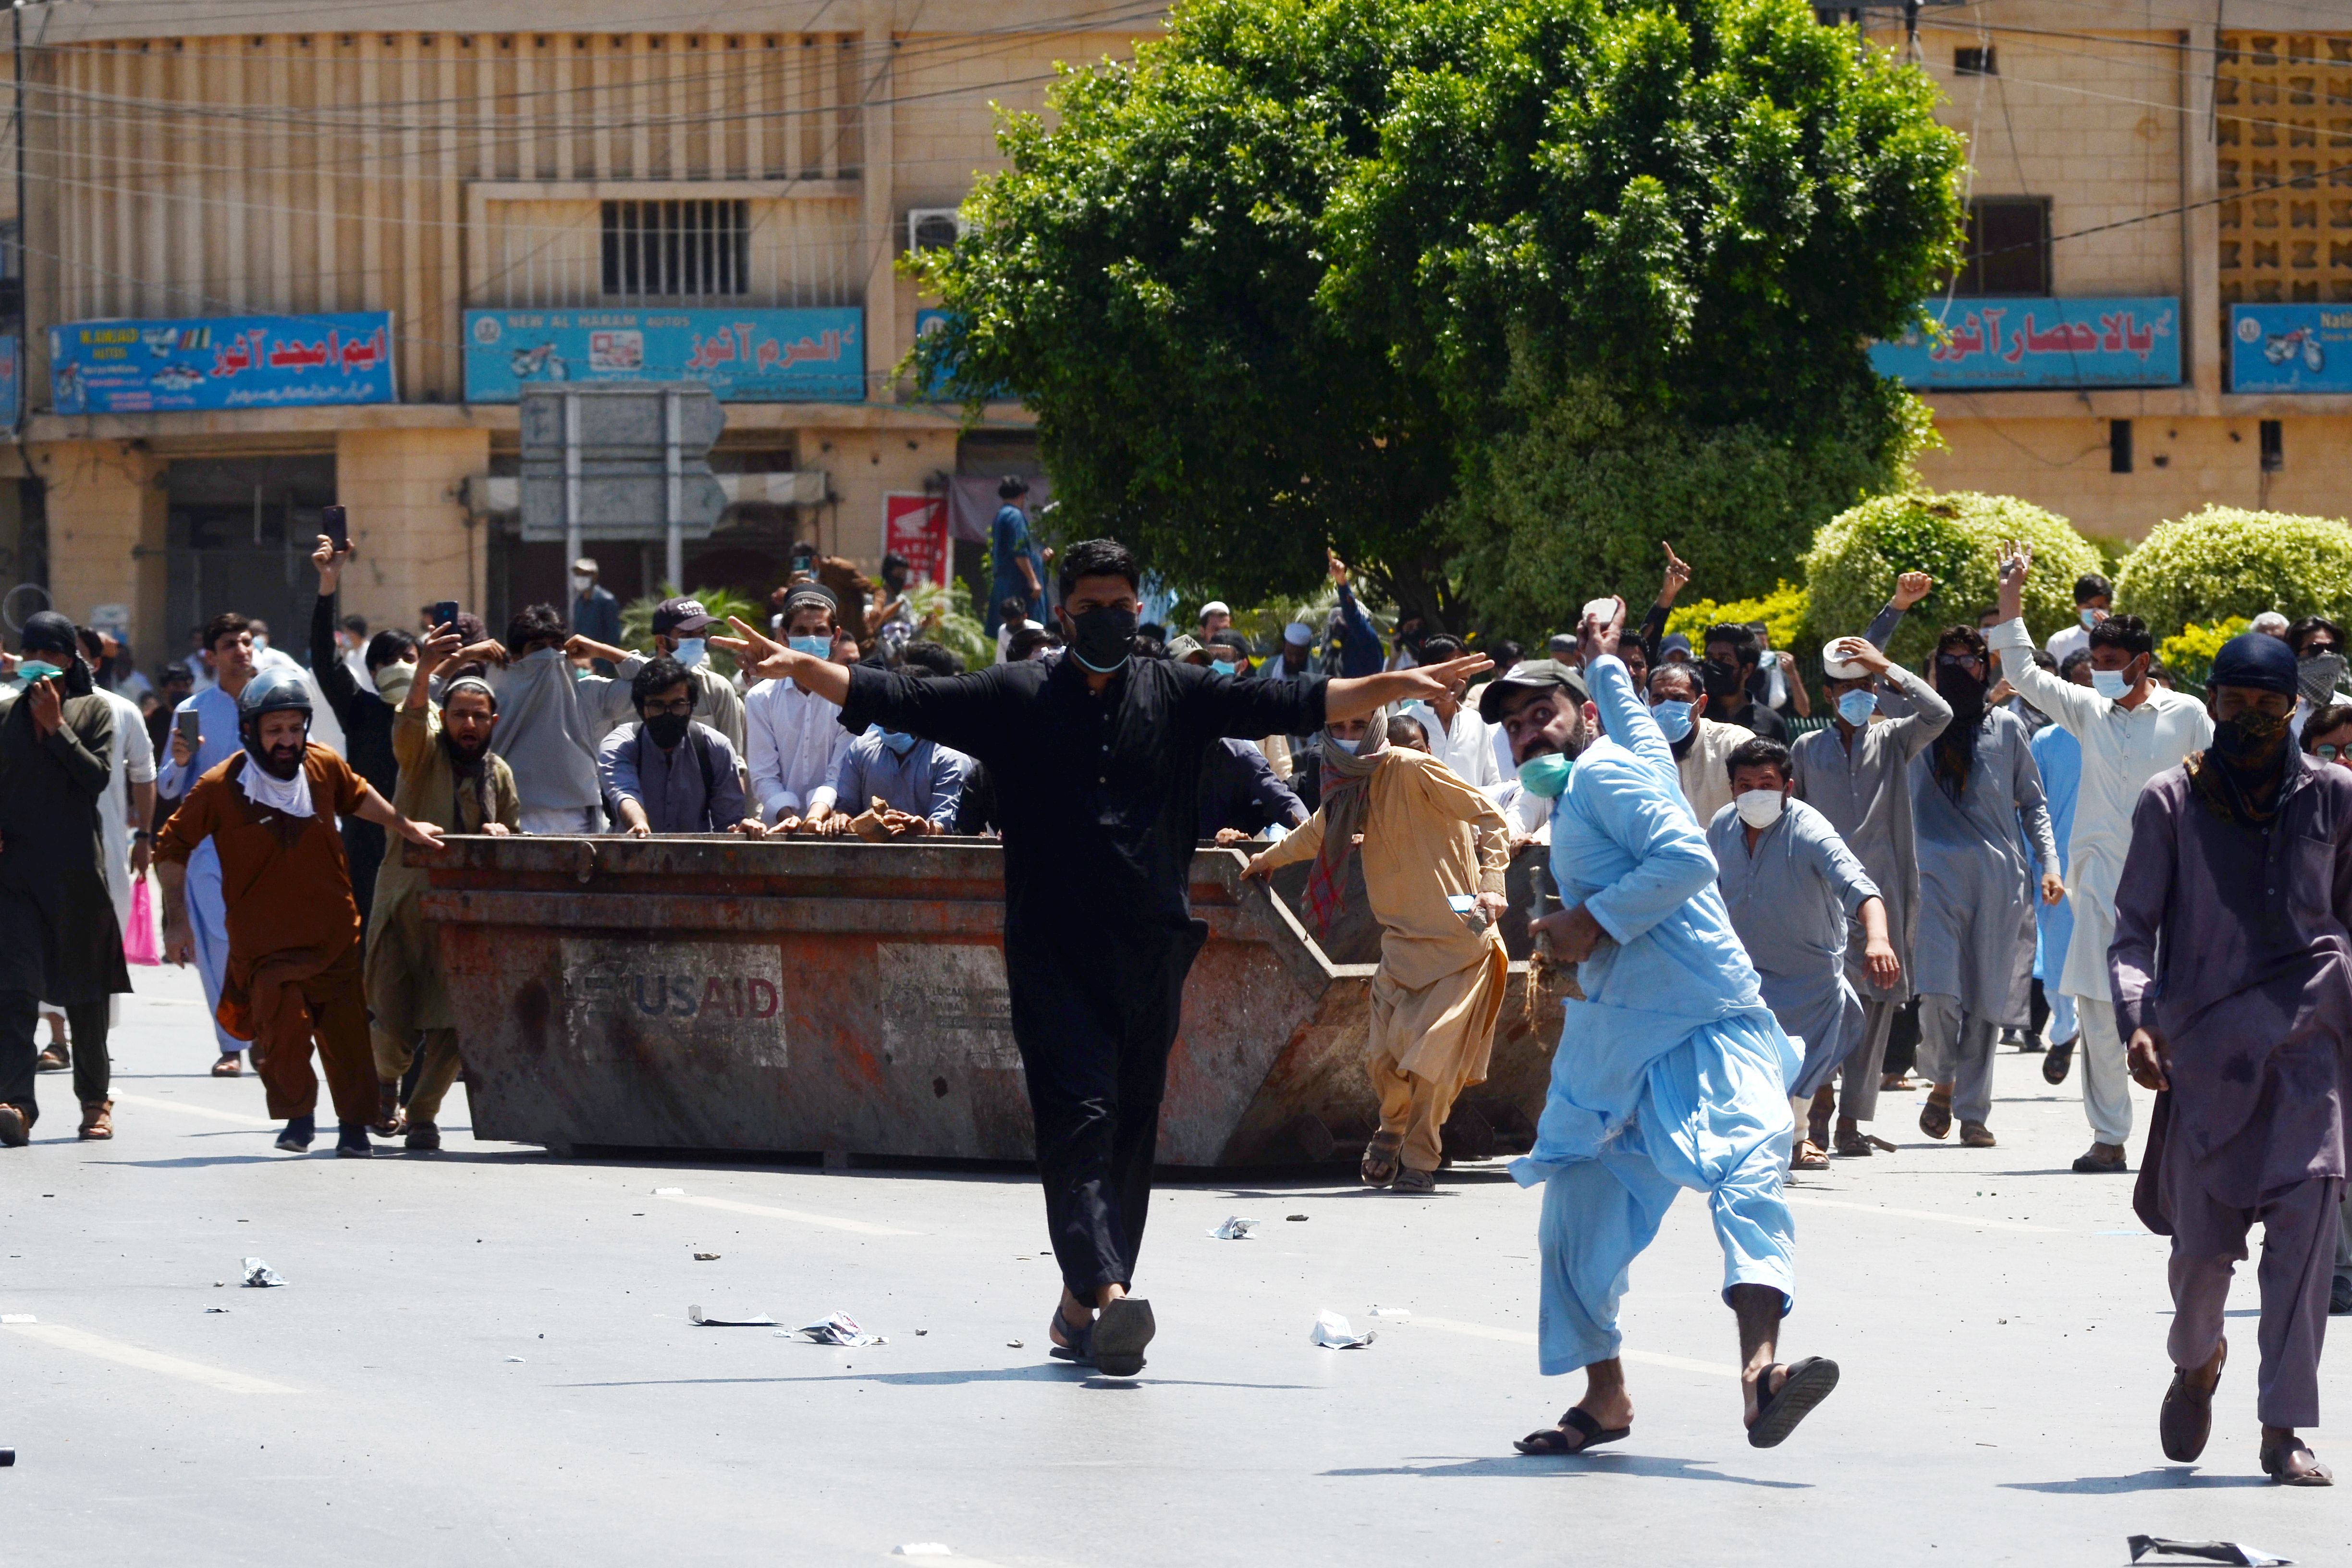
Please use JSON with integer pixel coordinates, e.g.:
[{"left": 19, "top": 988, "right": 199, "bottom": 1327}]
[{"left": 720, "top": 539, "right": 1486, "bottom": 1374}]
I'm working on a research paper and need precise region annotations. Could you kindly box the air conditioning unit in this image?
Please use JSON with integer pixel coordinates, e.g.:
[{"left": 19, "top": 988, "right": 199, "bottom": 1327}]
[{"left": 906, "top": 208, "right": 967, "bottom": 254}]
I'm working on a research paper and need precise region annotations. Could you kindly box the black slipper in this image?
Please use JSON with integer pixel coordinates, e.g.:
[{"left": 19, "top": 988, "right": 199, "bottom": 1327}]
[
  {"left": 1747, "top": 1357, "right": 1839, "bottom": 1448},
  {"left": 1515, "top": 1406, "right": 1629, "bottom": 1456},
  {"left": 1047, "top": 1306, "right": 1094, "bottom": 1367},
  {"left": 1091, "top": 1297, "right": 1154, "bottom": 1377}
]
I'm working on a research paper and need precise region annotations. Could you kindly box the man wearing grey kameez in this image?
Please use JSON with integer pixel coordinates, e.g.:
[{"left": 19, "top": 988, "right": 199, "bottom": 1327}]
[
  {"left": 1791, "top": 635, "right": 1951, "bottom": 1156},
  {"left": 2118, "top": 632, "right": 2352, "bottom": 1486},
  {"left": 1909, "top": 625, "right": 2061, "bottom": 1149},
  {"left": 1709, "top": 735, "right": 1899, "bottom": 1170}
]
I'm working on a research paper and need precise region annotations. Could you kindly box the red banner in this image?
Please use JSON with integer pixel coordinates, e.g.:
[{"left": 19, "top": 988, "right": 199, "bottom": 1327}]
[{"left": 882, "top": 493, "right": 949, "bottom": 588}]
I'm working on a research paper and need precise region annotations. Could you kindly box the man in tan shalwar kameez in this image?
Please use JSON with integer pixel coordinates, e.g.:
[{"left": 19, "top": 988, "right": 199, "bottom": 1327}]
[
  {"left": 366, "top": 627, "right": 521, "bottom": 1150},
  {"left": 1247, "top": 706, "right": 1511, "bottom": 1193}
]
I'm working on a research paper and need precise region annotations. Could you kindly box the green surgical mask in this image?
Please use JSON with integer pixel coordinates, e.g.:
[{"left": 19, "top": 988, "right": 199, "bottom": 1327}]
[{"left": 1519, "top": 751, "right": 1573, "bottom": 799}]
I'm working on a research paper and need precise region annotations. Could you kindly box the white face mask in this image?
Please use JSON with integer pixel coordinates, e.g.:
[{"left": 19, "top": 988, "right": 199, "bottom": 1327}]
[
  {"left": 1734, "top": 788, "right": 1786, "bottom": 828},
  {"left": 2091, "top": 667, "right": 2130, "bottom": 700},
  {"left": 1329, "top": 736, "right": 1360, "bottom": 755},
  {"left": 573, "top": 574, "right": 594, "bottom": 595}
]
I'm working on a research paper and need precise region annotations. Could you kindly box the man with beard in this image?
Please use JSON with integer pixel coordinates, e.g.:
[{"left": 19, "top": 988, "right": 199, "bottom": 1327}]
[
  {"left": 1490, "top": 600, "right": 1836, "bottom": 1459},
  {"left": 0, "top": 614, "right": 131, "bottom": 1146},
  {"left": 2117, "top": 632, "right": 2352, "bottom": 1486},
  {"left": 156, "top": 669, "right": 444, "bottom": 1157},
  {"left": 1790, "top": 637, "right": 1952, "bottom": 1157},
  {"left": 1699, "top": 624, "right": 1788, "bottom": 742},
  {"left": 1907, "top": 626, "right": 2062, "bottom": 1150},
  {"left": 715, "top": 538, "right": 1481, "bottom": 1378},
  {"left": 366, "top": 627, "right": 520, "bottom": 1149},
  {"left": 1989, "top": 544, "right": 2210, "bottom": 1173}
]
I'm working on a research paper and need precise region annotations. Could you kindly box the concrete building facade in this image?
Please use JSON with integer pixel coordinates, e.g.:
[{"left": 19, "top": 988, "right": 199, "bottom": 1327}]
[
  {"left": 4, "top": 0, "right": 1148, "bottom": 671},
  {"left": 1881, "top": 1, "right": 2352, "bottom": 545}
]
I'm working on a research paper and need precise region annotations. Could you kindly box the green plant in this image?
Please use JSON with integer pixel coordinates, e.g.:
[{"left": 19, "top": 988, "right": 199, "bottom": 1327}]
[
  {"left": 2112, "top": 505, "right": 2352, "bottom": 644},
  {"left": 902, "top": 578, "right": 994, "bottom": 673},
  {"left": 1665, "top": 582, "right": 1812, "bottom": 654},
  {"left": 2156, "top": 616, "right": 2252, "bottom": 695},
  {"left": 1802, "top": 490, "right": 2099, "bottom": 665},
  {"left": 912, "top": 0, "right": 1964, "bottom": 631},
  {"left": 619, "top": 585, "right": 763, "bottom": 681}
]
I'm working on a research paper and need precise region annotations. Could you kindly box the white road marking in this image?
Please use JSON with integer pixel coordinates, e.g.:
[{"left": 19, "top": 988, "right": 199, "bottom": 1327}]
[
  {"left": 6, "top": 1322, "right": 301, "bottom": 1394},
  {"left": 111, "top": 1094, "right": 274, "bottom": 1128},
  {"left": 656, "top": 1193, "right": 919, "bottom": 1237},
  {"left": 1783, "top": 1193, "right": 2062, "bottom": 1234},
  {"left": 1410, "top": 1316, "right": 1738, "bottom": 1378}
]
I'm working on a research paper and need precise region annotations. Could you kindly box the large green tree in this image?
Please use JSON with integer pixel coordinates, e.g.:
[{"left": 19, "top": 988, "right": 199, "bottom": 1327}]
[{"left": 915, "top": 0, "right": 1964, "bottom": 631}]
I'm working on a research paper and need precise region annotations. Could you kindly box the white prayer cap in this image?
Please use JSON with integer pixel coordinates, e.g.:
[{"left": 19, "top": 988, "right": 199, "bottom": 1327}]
[
  {"left": 1199, "top": 600, "right": 1231, "bottom": 620},
  {"left": 1820, "top": 638, "right": 1873, "bottom": 680}
]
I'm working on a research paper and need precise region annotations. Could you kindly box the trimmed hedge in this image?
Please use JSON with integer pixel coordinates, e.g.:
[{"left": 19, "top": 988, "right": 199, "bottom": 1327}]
[
  {"left": 2113, "top": 505, "right": 2352, "bottom": 643},
  {"left": 1664, "top": 582, "right": 1812, "bottom": 654},
  {"left": 1801, "top": 490, "right": 2099, "bottom": 665}
]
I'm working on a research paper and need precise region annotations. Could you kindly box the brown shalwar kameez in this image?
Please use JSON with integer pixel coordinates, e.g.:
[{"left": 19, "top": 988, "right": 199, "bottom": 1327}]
[
  {"left": 155, "top": 747, "right": 376, "bottom": 1124},
  {"left": 2113, "top": 750, "right": 2352, "bottom": 1430},
  {"left": 1258, "top": 748, "right": 1511, "bottom": 1173}
]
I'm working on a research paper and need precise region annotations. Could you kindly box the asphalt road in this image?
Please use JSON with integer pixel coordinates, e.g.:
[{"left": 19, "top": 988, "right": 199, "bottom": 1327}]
[{"left": 6, "top": 964, "right": 2346, "bottom": 1567}]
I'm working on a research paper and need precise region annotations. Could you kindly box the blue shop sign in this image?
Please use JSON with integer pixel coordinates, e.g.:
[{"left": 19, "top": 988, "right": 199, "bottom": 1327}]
[
  {"left": 463, "top": 308, "right": 864, "bottom": 403},
  {"left": 1871, "top": 298, "right": 2179, "bottom": 389},
  {"left": 0, "top": 335, "right": 18, "bottom": 428},
  {"left": 49, "top": 313, "right": 396, "bottom": 414},
  {"left": 2230, "top": 305, "right": 2352, "bottom": 394}
]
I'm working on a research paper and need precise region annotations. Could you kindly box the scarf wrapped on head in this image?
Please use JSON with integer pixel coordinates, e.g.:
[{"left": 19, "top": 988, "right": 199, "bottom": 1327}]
[{"left": 1303, "top": 707, "right": 1390, "bottom": 938}]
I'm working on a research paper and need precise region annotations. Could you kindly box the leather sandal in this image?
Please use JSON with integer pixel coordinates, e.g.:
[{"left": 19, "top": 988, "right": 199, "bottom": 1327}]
[
  {"left": 2042, "top": 1037, "right": 2075, "bottom": 1085},
  {"left": 1360, "top": 1132, "right": 1403, "bottom": 1188},
  {"left": 78, "top": 1100, "right": 113, "bottom": 1140},
  {"left": 1790, "top": 1139, "right": 1830, "bottom": 1171},
  {"left": 1959, "top": 1121, "right": 1996, "bottom": 1148},
  {"left": 0, "top": 1102, "right": 29, "bottom": 1147},
  {"left": 1918, "top": 1090, "right": 1953, "bottom": 1140},
  {"left": 36, "top": 1047, "right": 68, "bottom": 1073},
  {"left": 2159, "top": 1340, "right": 2223, "bottom": 1462},
  {"left": 1516, "top": 1406, "right": 1629, "bottom": 1456},
  {"left": 211, "top": 1054, "right": 243, "bottom": 1078},
  {"left": 2261, "top": 1436, "right": 2334, "bottom": 1486}
]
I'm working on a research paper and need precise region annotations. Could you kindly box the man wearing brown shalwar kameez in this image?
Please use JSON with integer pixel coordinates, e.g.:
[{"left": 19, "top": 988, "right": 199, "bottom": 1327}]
[
  {"left": 2114, "top": 631, "right": 2352, "bottom": 1485},
  {"left": 1246, "top": 706, "right": 1511, "bottom": 1193}
]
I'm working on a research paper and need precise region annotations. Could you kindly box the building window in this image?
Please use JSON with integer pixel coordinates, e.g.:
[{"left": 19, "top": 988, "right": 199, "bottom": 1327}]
[
  {"left": 600, "top": 200, "right": 751, "bottom": 301},
  {"left": 1948, "top": 197, "right": 2051, "bottom": 296},
  {"left": 2109, "top": 419, "right": 2133, "bottom": 474},
  {"left": 2260, "top": 419, "right": 2284, "bottom": 473},
  {"left": 1954, "top": 46, "right": 1997, "bottom": 75}
]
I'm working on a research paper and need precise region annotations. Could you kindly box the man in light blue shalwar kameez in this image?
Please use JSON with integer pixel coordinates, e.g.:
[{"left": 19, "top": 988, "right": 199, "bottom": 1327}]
[{"left": 1479, "top": 600, "right": 1841, "bottom": 1458}]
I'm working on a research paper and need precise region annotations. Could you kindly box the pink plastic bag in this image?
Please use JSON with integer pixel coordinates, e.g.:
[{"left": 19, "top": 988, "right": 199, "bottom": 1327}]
[{"left": 124, "top": 876, "right": 161, "bottom": 966}]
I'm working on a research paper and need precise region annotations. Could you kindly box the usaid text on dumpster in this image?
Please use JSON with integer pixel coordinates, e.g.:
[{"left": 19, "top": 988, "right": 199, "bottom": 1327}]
[
  {"left": 1868, "top": 297, "right": 2179, "bottom": 389},
  {"left": 49, "top": 313, "right": 397, "bottom": 414},
  {"left": 464, "top": 308, "right": 863, "bottom": 403}
]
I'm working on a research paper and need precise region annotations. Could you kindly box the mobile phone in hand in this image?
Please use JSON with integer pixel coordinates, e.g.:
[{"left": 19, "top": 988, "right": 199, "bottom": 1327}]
[
  {"left": 322, "top": 504, "right": 349, "bottom": 550},
  {"left": 175, "top": 708, "right": 202, "bottom": 750},
  {"left": 431, "top": 600, "right": 460, "bottom": 631}
]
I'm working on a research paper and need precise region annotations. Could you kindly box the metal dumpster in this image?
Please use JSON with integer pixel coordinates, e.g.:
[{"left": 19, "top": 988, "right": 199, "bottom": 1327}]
[{"left": 420, "top": 835, "right": 1561, "bottom": 1166}]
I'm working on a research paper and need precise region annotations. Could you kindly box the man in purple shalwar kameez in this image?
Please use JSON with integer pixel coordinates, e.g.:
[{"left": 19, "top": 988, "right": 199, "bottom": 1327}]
[{"left": 2113, "top": 631, "right": 2352, "bottom": 1486}]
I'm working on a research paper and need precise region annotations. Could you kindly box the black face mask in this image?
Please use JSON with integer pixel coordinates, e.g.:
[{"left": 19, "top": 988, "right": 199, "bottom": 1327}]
[
  {"left": 1065, "top": 605, "right": 1138, "bottom": 673},
  {"left": 2212, "top": 708, "right": 2290, "bottom": 771},
  {"left": 1935, "top": 661, "right": 1987, "bottom": 720},
  {"left": 643, "top": 711, "right": 690, "bottom": 749},
  {"left": 1700, "top": 658, "right": 1745, "bottom": 702}
]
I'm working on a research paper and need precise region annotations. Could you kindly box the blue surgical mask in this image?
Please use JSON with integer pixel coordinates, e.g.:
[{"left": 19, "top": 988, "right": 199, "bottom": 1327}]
[
  {"left": 879, "top": 730, "right": 917, "bottom": 757},
  {"left": 1211, "top": 660, "right": 1238, "bottom": 678},
  {"left": 2091, "top": 668, "right": 2130, "bottom": 700},
  {"left": 14, "top": 660, "right": 63, "bottom": 684},
  {"left": 1836, "top": 688, "right": 1878, "bottom": 727},
  {"left": 673, "top": 637, "right": 707, "bottom": 668},
  {"left": 787, "top": 635, "right": 831, "bottom": 658},
  {"left": 1519, "top": 751, "right": 1573, "bottom": 798},
  {"left": 1649, "top": 699, "right": 1693, "bottom": 744},
  {"left": 2079, "top": 608, "right": 2100, "bottom": 630},
  {"left": 1328, "top": 736, "right": 1359, "bottom": 755}
]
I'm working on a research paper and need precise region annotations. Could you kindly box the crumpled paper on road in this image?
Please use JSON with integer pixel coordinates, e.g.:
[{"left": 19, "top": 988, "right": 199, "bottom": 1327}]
[
  {"left": 798, "top": 1311, "right": 885, "bottom": 1348},
  {"left": 1311, "top": 1309, "right": 1375, "bottom": 1349},
  {"left": 2128, "top": 1539, "right": 2292, "bottom": 1567},
  {"left": 1207, "top": 1216, "right": 1261, "bottom": 1240},
  {"left": 240, "top": 1257, "right": 286, "bottom": 1288}
]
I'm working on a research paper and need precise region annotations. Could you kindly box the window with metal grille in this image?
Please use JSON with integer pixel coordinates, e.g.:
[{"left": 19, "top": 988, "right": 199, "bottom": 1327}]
[
  {"left": 600, "top": 200, "right": 751, "bottom": 300},
  {"left": 1954, "top": 46, "right": 1996, "bottom": 75},
  {"left": 1948, "top": 196, "right": 2051, "bottom": 296}
]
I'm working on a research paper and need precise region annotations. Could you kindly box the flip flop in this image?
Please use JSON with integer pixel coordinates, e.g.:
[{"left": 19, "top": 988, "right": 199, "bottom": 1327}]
[
  {"left": 1747, "top": 1357, "right": 1839, "bottom": 1448},
  {"left": 2160, "top": 1340, "right": 2225, "bottom": 1462},
  {"left": 2261, "top": 1437, "right": 2334, "bottom": 1486},
  {"left": 1515, "top": 1406, "right": 1629, "bottom": 1456},
  {"left": 1091, "top": 1297, "right": 1154, "bottom": 1377},
  {"left": 1047, "top": 1305, "right": 1095, "bottom": 1368}
]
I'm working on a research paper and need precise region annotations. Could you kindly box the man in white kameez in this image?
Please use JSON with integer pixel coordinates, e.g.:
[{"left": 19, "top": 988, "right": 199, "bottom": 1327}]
[
  {"left": 1988, "top": 544, "right": 2210, "bottom": 1174},
  {"left": 1493, "top": 600, "right": 1838, "bottom": 1459}
]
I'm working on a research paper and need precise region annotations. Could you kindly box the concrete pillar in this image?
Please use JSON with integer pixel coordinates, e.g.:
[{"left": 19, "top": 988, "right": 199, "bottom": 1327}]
[
  {"left": 33, "top": 440, "right": 166, "bottom": 663},
  {"left": 860, "top": 1, "right": 899, "bottom": 407},
  {"left": 332, "top": 427, "right": 491, "bottom": 637},
  {"left": 2180, "top": 24, "right": 2221, "bottom": 402}
]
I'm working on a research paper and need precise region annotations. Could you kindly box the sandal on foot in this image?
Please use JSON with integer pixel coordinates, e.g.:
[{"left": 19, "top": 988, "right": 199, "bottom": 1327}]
[
  {"left": 2262, "top": 1437, "right": 2334, "bottom": 1486},
  {"left": 1047, "top": 1305, "right": 1095, "bottom": 1367},
  {"left": 1960, "top": 1121, "right": 1997, "bottom": 1149},
  {"left": 2042, "top": 1038, "right": 2075, "bottom": 1086},
  {"left": 1392, "top": 1166, "right": 1437, "bottom": 1194},
  {"left": 1748, "top": 1357, "right": 1840, "bottom": 1449},
  {"left": 1091, "top": 1297, "right": 1155, "bottom": 1377},
  {"left": 1360, "top": 1133, "right": 1403, "bottom": 1188},
  {"left": 1832, "top": 1128, "right": 1875, "bottom": 1158},
  {"left": 2072, "top": 1143, "right": 2129, "bottom": 1175},
  {"left": 1790, "top": 1139, "right": 1830, "bottom": 1171},
  {"left": 2159, "top": 1340, "right": 2224, "bottom": 1463},
  {"left": 1918, "top": 1090, "right": 1953, "bottom": 1141},
  {"left": 78, "top": 1100, "right": 113, "bottom": 1140},
  {"left": 1515, "top": 1406, "right": 1629, "bottom": 1456},
  {"left": 35, "top": 1048, "right": 67, "bottom": 1073},
  {"left": 211, "top": 1054, "right": 243, "bottom": 1078}
]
